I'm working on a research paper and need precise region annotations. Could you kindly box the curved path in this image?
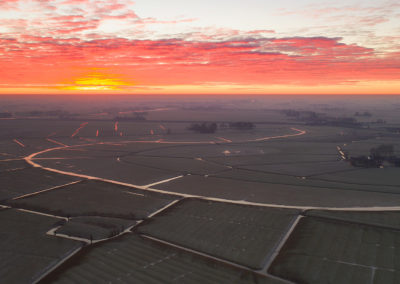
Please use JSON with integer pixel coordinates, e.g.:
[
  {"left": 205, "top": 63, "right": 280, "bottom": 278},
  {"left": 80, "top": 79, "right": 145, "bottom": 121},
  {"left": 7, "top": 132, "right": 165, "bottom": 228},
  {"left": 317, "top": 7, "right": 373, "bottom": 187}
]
[{"left": 24, "top": 127, "right": 400, "bottom": 211}]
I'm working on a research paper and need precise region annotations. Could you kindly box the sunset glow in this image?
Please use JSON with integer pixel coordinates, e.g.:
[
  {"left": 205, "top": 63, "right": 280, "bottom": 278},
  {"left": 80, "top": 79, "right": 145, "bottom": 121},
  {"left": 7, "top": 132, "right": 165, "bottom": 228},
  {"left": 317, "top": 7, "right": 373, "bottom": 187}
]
[
  {"left": 62, "top": 72, "right": 131, "bottom": 91},
  {"left": 1, "top": 0, "right": 400, "bottom": 95}
]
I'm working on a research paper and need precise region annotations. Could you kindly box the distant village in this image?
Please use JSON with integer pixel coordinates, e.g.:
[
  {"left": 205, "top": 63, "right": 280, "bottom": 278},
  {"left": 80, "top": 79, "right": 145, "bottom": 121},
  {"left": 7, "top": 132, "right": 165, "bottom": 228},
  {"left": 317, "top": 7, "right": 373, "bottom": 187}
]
[{"left": 347, "top": 144, "right": 400, "bottom": 168}]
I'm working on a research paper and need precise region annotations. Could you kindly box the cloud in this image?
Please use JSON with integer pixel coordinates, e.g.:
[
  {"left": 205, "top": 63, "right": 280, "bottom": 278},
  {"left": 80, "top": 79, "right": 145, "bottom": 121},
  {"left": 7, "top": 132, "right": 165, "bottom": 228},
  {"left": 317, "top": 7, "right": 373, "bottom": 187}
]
[
  {"left": 279, "top": 1, "right": 400, "bottom": 29},
  {"left": 1, "top": 35, "right": 399, "bottom": 88},
  {"left": 0, "top": 0, "right": 399, "bottom": 92}
]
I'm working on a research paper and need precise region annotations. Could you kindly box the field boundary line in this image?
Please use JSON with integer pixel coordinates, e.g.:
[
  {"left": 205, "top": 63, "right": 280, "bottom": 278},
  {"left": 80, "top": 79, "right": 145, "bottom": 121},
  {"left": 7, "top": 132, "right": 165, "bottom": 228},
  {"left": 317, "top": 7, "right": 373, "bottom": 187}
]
[
  {"left": 141, "top": 234, "right": 294, "bottom": 284},
  {"left": 12, "top": 180, "right": 83, "bottom": 200},
  {"left": 147, "top": 199, "right": 181, "bottom": 218},
  {"left": 216, "top": 137, "right": 233, "bottom": 143},
  {"left": 258, "top": 215, "right": 304, "bottom": 274},
  {"left": 16, "top": 208, "right": 67, "bottom": 220},
  {"left": 47, "top": 226, "right": 91, "bottom": 244},
  {"left": 46, "top": 138, "right": 69, "bottom": 147},
  {"left": 47, "top": 222, "right": 141, "bottom": 245},
  {"left": 13, "top": 139, "right": 25, "bottom": 147},
  {"left": 32, "top": 246, "right": 82, "bottom": 284},
  {"left": 306, "top": 214, "right": 400, "bottom": 232},
  {"left": 143, "top": 176, "right": 184, "bottom": 188}
]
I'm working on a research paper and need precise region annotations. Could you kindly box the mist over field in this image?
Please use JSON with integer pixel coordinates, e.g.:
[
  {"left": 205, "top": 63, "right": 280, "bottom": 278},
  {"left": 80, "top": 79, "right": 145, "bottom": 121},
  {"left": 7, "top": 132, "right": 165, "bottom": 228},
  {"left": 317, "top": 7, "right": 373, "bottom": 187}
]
[{"left": 1, "top": 94, "right": 400, "bottom": 283}]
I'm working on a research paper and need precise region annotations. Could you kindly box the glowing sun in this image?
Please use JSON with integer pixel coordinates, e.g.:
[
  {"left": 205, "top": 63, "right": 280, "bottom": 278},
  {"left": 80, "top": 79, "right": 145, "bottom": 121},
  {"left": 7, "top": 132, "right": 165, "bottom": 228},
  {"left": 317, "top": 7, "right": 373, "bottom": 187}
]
[{"left": 62, "top": 72, "right": 131, "bottom": 91}]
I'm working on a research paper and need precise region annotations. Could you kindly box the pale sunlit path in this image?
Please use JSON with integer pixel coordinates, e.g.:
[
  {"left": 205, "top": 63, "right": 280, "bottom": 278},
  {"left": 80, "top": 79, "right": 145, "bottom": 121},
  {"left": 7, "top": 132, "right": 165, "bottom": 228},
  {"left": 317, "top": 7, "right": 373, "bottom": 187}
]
[
  {"left": 12, "top": 181, "right": 82, "bottom": 200},
  {"left": 71, "top": 122, "right": 88, "bottom": 138},
  {"left": 216, "top": 137, "right": 233, "bottom": 143},
  {"left": 46, "top": 138, "right": 69, "bottom": 147},
  {"left": 13, "top": 139, "right": 25, "bottom": 147}
]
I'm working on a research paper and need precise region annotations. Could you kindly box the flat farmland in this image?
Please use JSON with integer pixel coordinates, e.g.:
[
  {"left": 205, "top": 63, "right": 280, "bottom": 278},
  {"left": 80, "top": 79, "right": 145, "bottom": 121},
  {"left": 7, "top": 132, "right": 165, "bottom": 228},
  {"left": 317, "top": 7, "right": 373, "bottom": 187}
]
[
  {"left": 208, "top": 153, "right": 339, "bottom": 167},
  {"left": 0, "top": 109, "right": 398, "bottom": 284},
  {"left": 214, "top": 169, "right": 400, "bottom": 193},
  {"left": 0, "top": 208, "right": 82, "bottom": 284},
  {"left": 9, "top": 180, "right": 179, "bottom": 219},
  {"left": 286, "top": 125, "right": 379, "bottom": 143},
  {"left": 206, "top": 141, "right": 342, "bottom": 167},
  {"left": 121, "top": 155, "right": 228, "bottom": 175},
  {"left": 76, "top": 121, "right": 173, "bottom": 138},
  {"left": 145, "top": 108, "right": 290, "bottom": 123},
  {"left": 0, "top": 120, "right": 88, "bottom": 139},
  {"left": 156, "top": 174, "right": 400, "bottom": 207},
  {"left": 42, "top": 234, "right": 285, "bottom": 284},
  {"left": 269, "top": 217, "right": 400, "bottom": 284},
  {"left": 306, "top": 210, "right": 400, "bottom": 230},
  {"left": 251, "top": 141, "right": 340, "bottom": 156},
  {"left": 37, "top": 156, "right": 179, "bottom": 185},
  {"left": 36, "top": 142, "right": 173, "bottom": 160},
  {"left": 0, "top": 159, "right": 30, "bottom": 172},
  {"left": 137, "top": 199, "right": 300, "bottom": 269},
  {"left": 240, "top": 160, "right": 354, "bottom": 177},
  {"left": 0, "top": 167, "right": 80, "bottom": 201},
  {"left": 313, "top": 167, "right": 400, "bottom": 187},
  {"left": 134, "top": 142, "right": 284, "bottom": 158},
  {"left": 0, "top": 140, "right": 32, "bottom": 159}
]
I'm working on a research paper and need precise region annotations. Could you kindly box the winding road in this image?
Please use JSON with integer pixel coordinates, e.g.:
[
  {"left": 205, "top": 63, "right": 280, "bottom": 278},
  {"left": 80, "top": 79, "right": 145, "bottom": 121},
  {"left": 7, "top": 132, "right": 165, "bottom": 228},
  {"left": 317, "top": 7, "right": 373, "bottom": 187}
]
[{"left": 22, "top": 127, "right": 400, "bottom": 211}]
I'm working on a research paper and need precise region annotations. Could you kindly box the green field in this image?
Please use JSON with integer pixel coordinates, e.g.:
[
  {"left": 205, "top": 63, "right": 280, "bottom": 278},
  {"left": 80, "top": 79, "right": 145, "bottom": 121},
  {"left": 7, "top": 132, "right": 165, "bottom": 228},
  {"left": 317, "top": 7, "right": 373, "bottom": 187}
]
[
  {"left": 0, "top": 208, "right": 82, "bottom": 283},
  {"left": 157, "top": 174, "right": 400, "bottom": 207},
  {"left": 0, "top": 159, "right": 30, "bottom": 172},
  {"left": 239, "top": 160, "right": 353, "bottom": 177},
  {"left": 37, "top": 156, "right": 179, "bottom": 185},
  {"left": 306, "top": 210, "right": 400, "bottom": 230},
  {"left": 0, "top": 167, "right": 80, "bottom": 201},
  {"left": 215, "top": 168, "right": 400, "bottom": 193},
  {"left": 121, "top": 155, "right": 228, "bottom": 175},
  {"left": 137, "top": 199, "right": 300, "bottom": 269},
  {"left": 9, "top": 180, "right": 179, "bottom": 219},
  {"left": 42, "top": 234, "right": 284, "bottom": 284},
  {"left": 313, "top": 167, "right": 400, "bottom": 187},
  {"left": 269, "top": 217, "right": 400, "bottom": 284}
]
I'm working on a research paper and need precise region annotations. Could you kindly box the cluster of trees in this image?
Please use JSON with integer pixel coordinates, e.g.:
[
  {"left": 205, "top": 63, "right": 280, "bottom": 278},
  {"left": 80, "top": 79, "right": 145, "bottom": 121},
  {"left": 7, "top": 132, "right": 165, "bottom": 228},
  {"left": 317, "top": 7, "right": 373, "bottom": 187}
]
[
  {"left": 355, "top": 111, "right": 372, "bottom": 117},
  {"left": 281, "top": 109, "right": 361, "bottom": 128},
  {"left": 370, "top": 144, "right": 394, "bottom": 158},
  {"left": 350, "top": 144, "right": 400, "bottom": 167},
  {"left": 188, "top": 121, "right": 255, "bottom": 133},
  {"left": 188, "top": 122, "right": 217, "bottom": 133},
  {"left": 386, "top": 127, "right": 400, "bottom": 134}
]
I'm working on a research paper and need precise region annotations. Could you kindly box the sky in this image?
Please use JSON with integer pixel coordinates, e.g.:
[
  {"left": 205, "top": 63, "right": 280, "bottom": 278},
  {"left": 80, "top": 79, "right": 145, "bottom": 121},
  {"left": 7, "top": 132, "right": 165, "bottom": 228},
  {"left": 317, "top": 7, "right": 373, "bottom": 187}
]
[{"left": 0, "top": 0, "right": 400, "bottom": 95}]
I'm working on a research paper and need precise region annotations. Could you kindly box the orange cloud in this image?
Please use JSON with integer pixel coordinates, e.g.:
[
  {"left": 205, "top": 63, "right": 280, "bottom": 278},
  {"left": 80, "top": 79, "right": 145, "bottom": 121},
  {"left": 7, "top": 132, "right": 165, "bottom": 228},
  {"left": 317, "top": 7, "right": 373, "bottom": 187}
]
[
  {"left": 0, "top": 36, "right": 399, "bottom": 94},
  {"left": 0, "top": 0, "right": 399, "bottom": 94}
]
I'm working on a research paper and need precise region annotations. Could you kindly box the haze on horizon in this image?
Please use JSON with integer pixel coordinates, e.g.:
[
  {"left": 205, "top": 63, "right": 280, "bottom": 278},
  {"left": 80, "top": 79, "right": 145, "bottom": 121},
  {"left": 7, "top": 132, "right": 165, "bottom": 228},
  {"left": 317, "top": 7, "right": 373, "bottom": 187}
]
[{"left": 0, "top": 0, "right": 400, "bottom": 95}]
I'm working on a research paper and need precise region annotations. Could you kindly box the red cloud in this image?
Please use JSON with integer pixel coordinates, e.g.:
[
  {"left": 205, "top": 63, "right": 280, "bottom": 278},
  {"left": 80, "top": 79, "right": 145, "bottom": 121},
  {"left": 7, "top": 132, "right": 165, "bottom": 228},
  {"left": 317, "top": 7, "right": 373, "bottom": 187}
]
[{"left": 1, "top": 35, "right": 399, "bottom": 88}]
